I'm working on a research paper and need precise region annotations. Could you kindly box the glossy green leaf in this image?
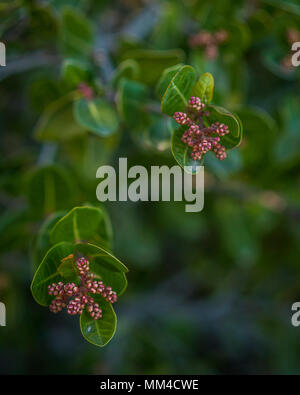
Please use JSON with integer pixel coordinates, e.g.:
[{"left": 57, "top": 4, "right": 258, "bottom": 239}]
[
  {"left": 26, "top": 165, "right": 73, "bottom": 217},
  {"left": 161, "top": 65, "right": 196, "bottom": 116},
  {"left": 73, "top": 98, "right": 119, "bottom": 137},
  {"left": 35, "top": 93, "right": 85, "bottom": 142},
  {"left": 171, "top": 126, "right": 203, "bottom": 174},
  {"left": 50, "top": 206, "right": 113, "bottom": 250},
  {"left": 121, "top": 49, "right": 185, "bottom": 85},
  {"left": 206, "top": 105, "right": 243, "bottom": 149},
  {"left": 156, "top": 63, "right": 184, "bottom": 100},
  {"left": 31, "top": 242, "right": 75, "bottom": 306},
  {"left": 192, "top": 72, "right": 214, "bottom": 104},
  {"left": 80, "top": 296, "right": 116, "bottom": 347}
]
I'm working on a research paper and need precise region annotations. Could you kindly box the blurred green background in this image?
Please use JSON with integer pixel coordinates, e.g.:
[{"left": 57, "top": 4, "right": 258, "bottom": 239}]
[{"left": 1, "top": 0, "right": 300, "bottom": 374}]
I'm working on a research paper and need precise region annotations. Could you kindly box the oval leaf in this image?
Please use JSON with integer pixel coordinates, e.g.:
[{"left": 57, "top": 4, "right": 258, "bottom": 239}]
[
  {"left": 192, "top": 72, "right": 214, "bottom": 104},
  {"left": 31, "top": 242, "right": 75, "bottom": 306},
  {"left": 51, "top": 206, "right": 113, "bottom": 250},
  {"left": 161, "top": 65, "right": 196, "bottom": 116},
  {"left": 80, "top": 297, "right": 117, "bottom": 347},
  {"left": 73, "top": 98, "right": 119, "bottom": 137},
  {"left": 156, "top": 63, "right": 184, "bottom": 100}
]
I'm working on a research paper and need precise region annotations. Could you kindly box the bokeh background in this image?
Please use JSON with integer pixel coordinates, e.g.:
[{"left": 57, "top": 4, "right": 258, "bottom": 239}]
[{"left": 1, "top": 0, "right": 300, "bottom": 374}]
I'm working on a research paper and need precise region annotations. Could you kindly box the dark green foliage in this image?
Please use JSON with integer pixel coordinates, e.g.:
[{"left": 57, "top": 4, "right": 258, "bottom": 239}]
[{"left": 1, "top": 0, "right": 300, "bottom": 374}]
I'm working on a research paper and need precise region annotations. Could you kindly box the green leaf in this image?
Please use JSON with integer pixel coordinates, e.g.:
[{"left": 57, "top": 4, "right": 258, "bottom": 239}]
[
  {"left": 50, "top": 206, "right": 113, "bottom": 250},
  {"left": 156, "top": 63, "right": 184, "bottom": 100},
  {"left": 61, "top": 58, "right": 92, "bottom": 88},
  {"left": 117, "top": 78, "right": 150, "bottom": 130},
  {"left": 35, "top": 93, "right": 86, "bottom": 142},
  {"left": 161, "top": 65, "right": 196, "bottom": 116},
  {"left": 192, "top": 72, "right": 214, "bottom": 104},
  {"left": 73, "top": 98, "right": 119, "bottom": 137},
  {"left": 26, "top": 165, "right": 73, "bottom": 217},
  {"left": 171, "top": 125, "right": 203, "bottom": 174},
  {"left": 31, "top": 242, "right": 75, "bottom": 306},
  {"left": 60, "top": 6, "right": 93, "bottom": 58},
  {"left": 206, "top": 105, "right": 243, "bottom": 149},
  {"left": 80, "top": 296, "right": 117, "bottom": 347},
  {"left": 121, "top": 49, "right": 185, "bottom": 85},
  {"left": 32, "top": 211, "right": 66, "bottom": 270}
]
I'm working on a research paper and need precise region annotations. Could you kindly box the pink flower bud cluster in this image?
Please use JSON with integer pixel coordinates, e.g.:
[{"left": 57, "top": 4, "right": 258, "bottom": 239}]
[
  {"left": 173, "top": 97, "right": 229, "bottom": 161},
  {"left": 76, "top": 257, "right": 90, "bottom": 275},
  {"left": 189, "top": 30, "right": 228, "bottom": 60},
  {"left": 85, "top": 279, "right": 117, "bottom": 303},
  {"left": 188, "top": 96, "right": 205, "bottom": 112},
  {"left": 47, "top": 256, "right": 117, "bottom": 320}
]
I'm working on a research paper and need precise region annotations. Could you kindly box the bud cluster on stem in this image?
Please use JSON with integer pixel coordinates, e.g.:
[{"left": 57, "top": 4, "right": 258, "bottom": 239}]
[
  {"left": 173, "top": 96, "right": 229, "bottom": 161},
  {"left": 48, "top": 257, "right": 117, "bottom": 320}
]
